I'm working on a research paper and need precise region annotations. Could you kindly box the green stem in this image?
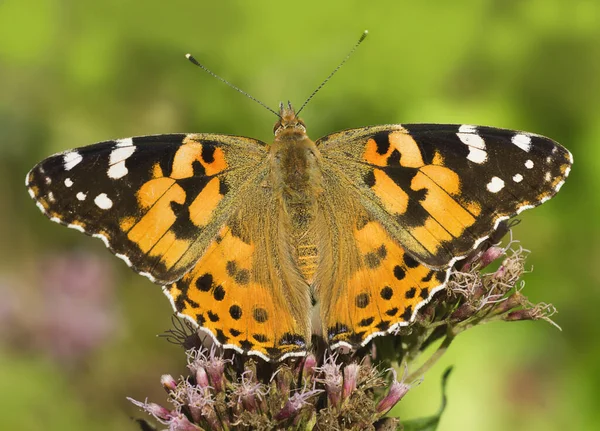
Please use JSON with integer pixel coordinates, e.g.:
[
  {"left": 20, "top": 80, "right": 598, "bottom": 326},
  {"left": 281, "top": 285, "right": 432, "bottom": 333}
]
[{"left": 406, "top": 331, "right": 455, "bottom": 382}]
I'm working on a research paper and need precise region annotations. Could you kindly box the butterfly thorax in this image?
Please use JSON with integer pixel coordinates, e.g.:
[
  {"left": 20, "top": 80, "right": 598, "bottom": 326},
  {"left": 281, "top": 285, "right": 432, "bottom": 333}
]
[
  {"left": 270, "top": 104, "right": 323, "bottom": 199},
  {"left": 270, "top": 104, "right": 323, "bottom": 282}
]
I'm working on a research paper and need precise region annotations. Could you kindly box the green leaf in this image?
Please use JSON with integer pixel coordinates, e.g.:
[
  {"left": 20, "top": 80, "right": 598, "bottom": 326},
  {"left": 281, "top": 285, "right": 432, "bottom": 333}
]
[{"left": 398, "top": 367, "right": 453, "bottom": 431}]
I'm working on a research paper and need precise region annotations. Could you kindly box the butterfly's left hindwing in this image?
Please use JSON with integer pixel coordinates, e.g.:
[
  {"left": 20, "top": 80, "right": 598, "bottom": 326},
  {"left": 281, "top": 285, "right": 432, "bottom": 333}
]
[{"left": 26, "top": 134, "right": 268, "bottom": 284}]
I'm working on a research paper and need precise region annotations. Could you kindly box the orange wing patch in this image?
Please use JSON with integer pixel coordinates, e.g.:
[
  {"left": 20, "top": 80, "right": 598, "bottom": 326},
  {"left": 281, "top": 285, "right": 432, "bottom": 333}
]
[
  {"left": 188, "top": 177, "right": 224, "bottom": 227},
  {"left": 165, "top": 225, "right": 308, "bottom": 360},
  {"left": 171, "top": 137, "right": 228, "bottom": 179},
  {"left": 324, "top": 219, "right": 447, "bottom": 347},
  {"left": 118, "top": 138, "right": 239, "bottom": 281},
  {"left": 371, "top": 168, "right": 409, "bottom": 215},
  {"left": 361, "top": 132, "right": 481, "bottom": 258},
  {"left": 389, "top": 130, "right": 424, "bottom": 168},
  {"left": 128, "top": 181, "right": 186, "bottom": 255}
]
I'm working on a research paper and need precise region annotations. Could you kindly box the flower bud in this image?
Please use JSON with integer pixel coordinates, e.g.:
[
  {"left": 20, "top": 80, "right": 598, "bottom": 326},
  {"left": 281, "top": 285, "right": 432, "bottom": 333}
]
[
  {"left": 491, "top": 292, "right": 524, "bottom": 316},
  {"left": 160, "top": 374, "right": 178, "bottom": 392},
  {"left": 342, "top": 363, "right": 360, "bottom": 400},
  {"left": 315, "top": 354, "right": 343, "bottom": 407},
  {"left": 275, "top": 388, "right": 322, "bottom": 421},
  {"left": 479, "top": 246, "right": 504, "bottom": 269},
  {"left": 302, "top": 353, "right": 317, "bottom": 379},
  {"left": 127, "top": 397, "right": 172, "bottom": 421},
  {"left": 195, "top": 366, "right": 210, "bottom": 389},
  {"left": 169, "top": 413, "right": 201, "bottom": 431},
  {"left": 376, "top": 370, "right": 410, "bottom": 414}
]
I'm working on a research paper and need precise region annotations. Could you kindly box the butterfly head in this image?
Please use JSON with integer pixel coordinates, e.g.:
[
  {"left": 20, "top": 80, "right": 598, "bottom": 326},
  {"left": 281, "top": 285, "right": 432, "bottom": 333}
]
[{"left": 273, "top": 101, "right": 306, "bottom": 137}]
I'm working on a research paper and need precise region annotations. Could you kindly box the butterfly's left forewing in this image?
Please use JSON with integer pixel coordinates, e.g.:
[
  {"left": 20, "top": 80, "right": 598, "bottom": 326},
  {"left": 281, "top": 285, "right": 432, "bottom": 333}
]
[{"left": 26, "top": 134, "right": 268, "bottom": 284}]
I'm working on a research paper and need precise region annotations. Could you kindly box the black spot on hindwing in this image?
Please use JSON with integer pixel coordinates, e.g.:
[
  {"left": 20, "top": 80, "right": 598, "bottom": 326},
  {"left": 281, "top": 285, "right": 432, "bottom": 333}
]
[
  {"left": 229, "top": 305, "right": 242, "bottom": 320},
  {"left": 405, "top": 287, "right": 416, "bottom": 299},
  {"left": 253, "top": 307, "right": 268, "bottom": 323},
  {"left": 213, "top": 285, "right": 225, "bottom": 301},
  {"left": 355, "top": 293, "right": 370, "bottom": 308},
  {"left": 196, "top": 273, "right": 213, "bottom": 292}
]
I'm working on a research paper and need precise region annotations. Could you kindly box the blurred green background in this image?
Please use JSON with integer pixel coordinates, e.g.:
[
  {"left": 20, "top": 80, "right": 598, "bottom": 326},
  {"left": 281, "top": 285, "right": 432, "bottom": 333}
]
[{"left": 1, "top": 0, "right": 597, "bottom": 430}]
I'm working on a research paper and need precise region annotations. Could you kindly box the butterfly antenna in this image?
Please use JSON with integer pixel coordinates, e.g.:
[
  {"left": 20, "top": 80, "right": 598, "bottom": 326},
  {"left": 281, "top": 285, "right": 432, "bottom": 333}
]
[
  {"left": 185, "top": 54, "right": 281, "bottom": 118},
  {"left": 296, "top": 30, "right": 368, "bottom": 116}
]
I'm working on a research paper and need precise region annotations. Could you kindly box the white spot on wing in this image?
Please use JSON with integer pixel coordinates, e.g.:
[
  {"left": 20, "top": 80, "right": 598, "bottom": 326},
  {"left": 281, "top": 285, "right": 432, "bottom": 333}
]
[
  {"left": 45, "top": 176, "right": 52, "bottom": 185},
  {"left": 68, "top": 223, "right": 85, "bottom": 233},
  {"left": 50, "top": 216, "right": 60, "bottom": 223},
  {"left": 458, "top": 124, "right": 477, "bottom": 133},
  {"left": 457, "top": 125, "right": 487, "bottom": 164},
  {"left": 512, "top": 173, "right": 523, "bottom": 183},
  {"left": 512, "top": 133, "right": 532, "bottom": 152},
  {"left": 545, "top": 172, "right": 552, "bottom": 182},
  {"left": 28, "top": 188, "right": 36, "bottom": 199},
  {"left": 487, "top": 176, "right": 505, "bottom": 193},
  {"left": 473, "top": 235, "right": 489, "bottom": 249},
  {"left": 140, "top": 271, "right": 157, "bottom": 283},
  {"left": 94, "top": 193, "right": 113, "bottom": 209},
  {"left": 93, "top": 233, "right": 110, "bottom": 248},
  {"left": 108, "top": 145, "right": 136, "bottom": 179},
  {"left": 516, "top": 204, "right": 535, "bottom": 214},
  {"left": 47, "top": 192, "right": 55, "bottom": 202},
  {"left": 525, "top": 160, "right": 534, "bottom": 169},
  {"left": 466, "top": 147, "right": 487, "bottom": 164},
  {"left": 64, "top": 178, "right": 73, "bottom": 187},
  {"left": 76, "top": 192, "right": 87, "bottom": 201},
  {"left": 63, "top": 151, "right": 83, "bottom": 171},
  {"left": 116, "top": 138, "right": 133, "bottom": 147},
  {"left": 107, "top": 162, "right": 128, "bottom": 179},
  {"left": 115, "top": 253, "right": 132, "bottom": 267},
  {"left": 36, "top": 202, "right": 46, "bottom": 213}
]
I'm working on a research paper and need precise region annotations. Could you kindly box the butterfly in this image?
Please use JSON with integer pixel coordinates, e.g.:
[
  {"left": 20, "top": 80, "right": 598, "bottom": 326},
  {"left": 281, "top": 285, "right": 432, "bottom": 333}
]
[{"left": 26, "top": 100, "right": 572, "bottom": 361}]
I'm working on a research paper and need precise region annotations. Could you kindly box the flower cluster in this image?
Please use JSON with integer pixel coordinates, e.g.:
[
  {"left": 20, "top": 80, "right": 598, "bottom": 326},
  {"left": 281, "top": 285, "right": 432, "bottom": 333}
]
[{"left": 129, "top": 346, "right": 409, "bottom": 430}]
